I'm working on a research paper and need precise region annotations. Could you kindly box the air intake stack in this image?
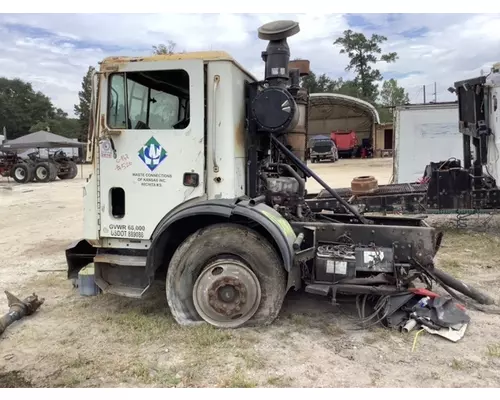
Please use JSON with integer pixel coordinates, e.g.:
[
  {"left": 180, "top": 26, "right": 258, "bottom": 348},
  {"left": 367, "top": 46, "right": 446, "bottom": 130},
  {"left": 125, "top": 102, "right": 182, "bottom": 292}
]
[
  {"left": 258, "top": 20, "right": 300, "bottom": 86},
  {"left": 251, "top": 20, "right": 302, "bottom": 135}
]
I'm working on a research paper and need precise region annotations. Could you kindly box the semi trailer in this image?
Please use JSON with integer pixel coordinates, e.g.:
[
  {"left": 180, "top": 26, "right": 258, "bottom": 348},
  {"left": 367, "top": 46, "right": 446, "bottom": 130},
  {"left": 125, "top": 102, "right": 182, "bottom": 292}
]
[{"left": 66, "top": 20, "right": 451, "bottom": 329}]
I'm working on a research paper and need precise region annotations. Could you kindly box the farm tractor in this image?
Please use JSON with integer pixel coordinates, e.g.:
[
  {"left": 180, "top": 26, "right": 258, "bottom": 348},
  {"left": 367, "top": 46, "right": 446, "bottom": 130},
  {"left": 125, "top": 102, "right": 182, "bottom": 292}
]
[
  {"left": 0, "top": 149, "right": 78, "bottom": 184},
  {"left": 65, "top": 20, "right": 494, "bottom": 330}
]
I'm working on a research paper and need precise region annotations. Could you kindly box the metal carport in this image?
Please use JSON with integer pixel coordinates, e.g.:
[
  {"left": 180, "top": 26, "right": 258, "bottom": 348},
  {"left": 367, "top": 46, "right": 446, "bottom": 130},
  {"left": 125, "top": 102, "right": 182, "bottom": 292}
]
[{"left": 307, "top": 93, "right": 380, "bottom": 146}]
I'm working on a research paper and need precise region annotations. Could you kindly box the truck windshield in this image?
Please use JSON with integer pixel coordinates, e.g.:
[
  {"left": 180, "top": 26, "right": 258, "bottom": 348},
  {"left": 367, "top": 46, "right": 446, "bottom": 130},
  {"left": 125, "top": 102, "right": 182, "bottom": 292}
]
[{"left": 107, "top": 69, "right": 190, "bottom": 130}]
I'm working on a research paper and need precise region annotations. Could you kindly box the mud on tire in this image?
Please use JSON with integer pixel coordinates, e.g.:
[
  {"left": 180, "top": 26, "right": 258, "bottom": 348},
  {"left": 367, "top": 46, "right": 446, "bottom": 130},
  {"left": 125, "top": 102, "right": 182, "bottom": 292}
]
[{"left": 166, "top": 223, "right": 287, "bottom": 328}]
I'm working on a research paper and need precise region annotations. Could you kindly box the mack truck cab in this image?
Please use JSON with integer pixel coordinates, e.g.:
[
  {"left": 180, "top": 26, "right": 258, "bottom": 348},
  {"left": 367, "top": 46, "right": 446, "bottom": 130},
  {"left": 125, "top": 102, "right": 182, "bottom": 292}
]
[{"left": 66, "top": 20, "right": 439, "bottom": 330}]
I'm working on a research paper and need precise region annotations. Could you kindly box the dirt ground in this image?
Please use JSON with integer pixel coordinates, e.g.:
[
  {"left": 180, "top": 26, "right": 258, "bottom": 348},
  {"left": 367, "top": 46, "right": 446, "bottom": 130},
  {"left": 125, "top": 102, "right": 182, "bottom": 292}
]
[{"left": 1, "top": 158, "right": 500, "bottom": 388}]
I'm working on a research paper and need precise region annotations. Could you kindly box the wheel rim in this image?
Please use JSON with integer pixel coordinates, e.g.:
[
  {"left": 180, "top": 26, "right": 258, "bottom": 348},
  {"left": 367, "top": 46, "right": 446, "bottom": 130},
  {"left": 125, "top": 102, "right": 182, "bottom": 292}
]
[
  {"left": 14, "top": 168, "right": 25, "bottom": 180},
  {"left": 192, "top": 258, "right": 261, "bottom": 328},
  {"left": 36, "top": 167, "right": 47, "bottom": 180}
]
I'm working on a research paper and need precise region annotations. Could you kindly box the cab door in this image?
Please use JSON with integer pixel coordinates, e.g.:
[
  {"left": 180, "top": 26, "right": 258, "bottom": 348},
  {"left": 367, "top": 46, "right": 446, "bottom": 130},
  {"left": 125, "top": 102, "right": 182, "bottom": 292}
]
[{"left": 98, "top": 59, "right": 205, "bottom": 241}]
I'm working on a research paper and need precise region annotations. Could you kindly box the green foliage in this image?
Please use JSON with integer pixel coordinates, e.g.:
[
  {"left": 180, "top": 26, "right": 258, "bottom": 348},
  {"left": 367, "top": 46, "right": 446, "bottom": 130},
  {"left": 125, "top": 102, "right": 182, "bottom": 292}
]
[
  {"left": 377, "top": 79, "right": 410, "bottom": 123},
  {"left": 74, "top": 66, "right": 95, "bottom": 142},
  {"left": 380, "top": 78, "right": 409, "bottom": 107},
  {"left": 300, "top": 71, "right": 362, "bottom": 99},
  {"left": 334, "top": 30, "right": 398, "bottom": 102},
  {"left": 0, "top": 77, "right": 54, "bottom": 139},
  {"left": 152, "top": 41, "right": 181, "bottom": 55},
  {"left": 300, "top": 71, "right": 343, "bottom": 93},
  {"left": 376, "top": 106, "right": 393, "bottom": 124},
  {"left": 29, "top": 111, "right": 80, "bottom": 138}
]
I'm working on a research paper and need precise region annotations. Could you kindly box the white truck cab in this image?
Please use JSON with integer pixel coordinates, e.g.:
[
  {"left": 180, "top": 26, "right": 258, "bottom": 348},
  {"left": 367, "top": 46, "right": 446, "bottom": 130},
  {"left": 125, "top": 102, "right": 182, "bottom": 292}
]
[{"left": 84, "top": 52, "right": 256, "bottom": 246}]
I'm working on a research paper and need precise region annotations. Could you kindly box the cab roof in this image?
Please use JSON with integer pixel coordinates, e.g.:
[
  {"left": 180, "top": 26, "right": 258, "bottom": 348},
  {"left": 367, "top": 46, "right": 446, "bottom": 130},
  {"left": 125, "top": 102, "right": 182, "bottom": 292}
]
[
  {"left": 101, "top": 51, "right": 235, "bottom": 66},
  {"left": 99, "top": 51, "right": 256, "bottom": 79}
]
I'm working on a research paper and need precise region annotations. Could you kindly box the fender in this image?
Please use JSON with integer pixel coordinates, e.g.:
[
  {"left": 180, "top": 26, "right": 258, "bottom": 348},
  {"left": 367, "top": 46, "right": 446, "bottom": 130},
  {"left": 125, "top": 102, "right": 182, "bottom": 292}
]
[
  {"left": 232, "top": 199, "right": 296, "bottom": 272},
  {"left": 145, "top": 198, "right": 297, "bottom": 279}
]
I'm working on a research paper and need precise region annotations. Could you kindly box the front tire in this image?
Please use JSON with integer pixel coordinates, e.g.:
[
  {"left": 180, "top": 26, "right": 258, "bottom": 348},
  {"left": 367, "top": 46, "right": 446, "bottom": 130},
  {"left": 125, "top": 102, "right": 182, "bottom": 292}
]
[{"left": 166, "top": 223, "right": 287, "bottom": 329}]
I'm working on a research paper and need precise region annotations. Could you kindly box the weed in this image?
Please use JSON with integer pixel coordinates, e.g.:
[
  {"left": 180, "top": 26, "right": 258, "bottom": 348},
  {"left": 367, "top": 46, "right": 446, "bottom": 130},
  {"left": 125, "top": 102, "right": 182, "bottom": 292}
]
[
  {"left": 487, "top": 343, "right": 500, "bottom": 357},
  {"left": 221, "top": 368, "right": 258, "bottom": 388},
  {"left": 267, "top": 375, "right": 293, "bottom": 387},
  {"left": 236, "top": 351, "right": 266, "bottom": 369},
  {"left": 450, "top": 358, "right": 465, "bottom": 370}
]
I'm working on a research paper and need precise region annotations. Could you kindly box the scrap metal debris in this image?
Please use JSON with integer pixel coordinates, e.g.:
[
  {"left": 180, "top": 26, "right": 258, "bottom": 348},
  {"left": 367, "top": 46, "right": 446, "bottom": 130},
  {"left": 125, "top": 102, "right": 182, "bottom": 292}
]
[
  {"left": 334, "top": 262, "right": 499, "bottom": 343},
  {"left": 0, "top": 291, "right": 44, "bottom": 336}
]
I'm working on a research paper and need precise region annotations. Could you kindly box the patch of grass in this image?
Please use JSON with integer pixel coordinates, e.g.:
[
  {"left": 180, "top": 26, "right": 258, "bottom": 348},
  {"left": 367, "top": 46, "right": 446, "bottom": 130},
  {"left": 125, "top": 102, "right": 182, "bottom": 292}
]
[
  {"left": 53, "top": 369, "right": 94, "bottom": 388},
  {"left": 64, "top": 354, "right": 94, "bottom": 369},
  {"left": 236, "top": 350, "right": 266, "bottom": 369},
  {"left": 450, "top": 358, "right": 465, "bottom": 370},
  {"left": 99, "top": 309, "right": 176, "bottom": 345},
  {"left": 184, "top": 324, "right": 234, "bottom": 349},
  {"left": 220, "top": 368, "right": 258, "bottom": 388},
  {"left": 487, "top": 343, "right": 500, "bottom": 357},
  {"left": 266, "top": 375, "right": 293, "bottom": 387},
  {"left": 320, "top": 323, "right": 345, "bottom": 336},
  {"left": 126, "top": 362, "right": 182, "bottom": 387},
  {"left": 438, "top": 228, "right": 500, "bottom": 268}
]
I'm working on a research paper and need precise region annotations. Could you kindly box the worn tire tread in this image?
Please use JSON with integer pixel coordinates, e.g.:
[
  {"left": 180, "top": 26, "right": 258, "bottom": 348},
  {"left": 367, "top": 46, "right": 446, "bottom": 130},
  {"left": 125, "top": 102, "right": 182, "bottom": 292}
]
[{"left": 165, "top": 222, "right": 287, "bottom": 328}]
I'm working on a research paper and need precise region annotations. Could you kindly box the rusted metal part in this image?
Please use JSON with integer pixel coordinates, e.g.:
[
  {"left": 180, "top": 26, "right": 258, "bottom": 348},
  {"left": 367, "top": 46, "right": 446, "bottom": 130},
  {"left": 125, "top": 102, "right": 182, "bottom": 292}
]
[
  {"left": 351, "top": 176, "right": 379, "bottom": 195},
  {"left": 0, "top": 291, "right": 45, "bottom": 336},
  {"left": 288, "top": 59, "right": 310, "bottom": 76},
  {"left": 208, "top": 277, "right": 247, "bottom": 316},
  {"left": 286, "top": 87, "right": 308, "bottom": 163}
]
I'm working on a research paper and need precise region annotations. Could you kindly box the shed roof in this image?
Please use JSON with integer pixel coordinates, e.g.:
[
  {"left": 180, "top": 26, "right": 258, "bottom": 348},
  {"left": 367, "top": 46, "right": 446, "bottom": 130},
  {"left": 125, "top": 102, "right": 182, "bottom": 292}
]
[
  {"left": 309, "top": 93, "right": 380, "bottom": 124},
  {"left": 0, "top": 130, "right": 84, "bottom": 151}
]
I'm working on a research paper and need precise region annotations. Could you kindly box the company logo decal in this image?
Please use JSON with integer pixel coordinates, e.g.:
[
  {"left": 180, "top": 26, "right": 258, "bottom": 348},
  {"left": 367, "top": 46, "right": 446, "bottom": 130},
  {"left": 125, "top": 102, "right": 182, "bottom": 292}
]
[{"left": 138, "top": 136, "right": 167, "bottom": 171}]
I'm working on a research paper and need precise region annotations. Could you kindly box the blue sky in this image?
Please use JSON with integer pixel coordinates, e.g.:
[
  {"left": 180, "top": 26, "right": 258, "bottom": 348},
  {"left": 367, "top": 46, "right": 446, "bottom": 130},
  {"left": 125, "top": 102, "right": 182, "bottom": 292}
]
[{"left": 0, "top": 13, "right": 499, "bottom": 116}]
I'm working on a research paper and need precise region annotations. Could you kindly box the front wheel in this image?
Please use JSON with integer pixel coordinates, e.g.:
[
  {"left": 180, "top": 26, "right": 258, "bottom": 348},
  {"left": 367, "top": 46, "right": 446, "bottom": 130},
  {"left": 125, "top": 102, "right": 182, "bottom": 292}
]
[{"left": 166, "top": 223, "right": 287, "bottom": 329}]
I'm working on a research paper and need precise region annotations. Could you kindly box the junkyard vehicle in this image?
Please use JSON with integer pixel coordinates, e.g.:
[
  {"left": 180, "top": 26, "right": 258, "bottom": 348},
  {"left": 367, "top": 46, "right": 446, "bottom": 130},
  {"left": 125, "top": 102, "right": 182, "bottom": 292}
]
[
  {"left": 331, "top": 130, "right": 358, "bottom": 158},
  {"left": 66, "top": 20, "right": 448, "bottom": 329},
  {"left": 309, "top": 136, "right": 338, "bottom": 163},
  {"left": 329, "top": 63, "right": 500, "bottom": 216},
  {"left": 0, "top": 151, "right": 35, "bottom": 184},
  {"left": 51, "top": 150, "right": 79, "bottom": 180},
  {"left": 26, "top": 150, "right": 78, "bottom": 182}
]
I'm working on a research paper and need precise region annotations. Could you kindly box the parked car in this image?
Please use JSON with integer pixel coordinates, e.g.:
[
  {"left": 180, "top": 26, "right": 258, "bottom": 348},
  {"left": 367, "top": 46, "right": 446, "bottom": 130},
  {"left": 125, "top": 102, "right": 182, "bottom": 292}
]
[{"left": 308, "top": 136, "right": 338, "bottom": 163}]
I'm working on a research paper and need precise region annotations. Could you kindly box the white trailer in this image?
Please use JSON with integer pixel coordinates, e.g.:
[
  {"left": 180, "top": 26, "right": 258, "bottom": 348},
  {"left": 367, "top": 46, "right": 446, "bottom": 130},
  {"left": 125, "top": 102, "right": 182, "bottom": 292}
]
[{"left": 393, "top": 102, "right": 462, "bottom": 183}]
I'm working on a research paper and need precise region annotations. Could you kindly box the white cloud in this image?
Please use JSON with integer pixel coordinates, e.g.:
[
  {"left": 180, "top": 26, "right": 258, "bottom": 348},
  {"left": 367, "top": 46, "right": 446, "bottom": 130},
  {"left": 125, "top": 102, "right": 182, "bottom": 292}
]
[{"left": 0, "top": 13, "right": 499, "bottom": 117}]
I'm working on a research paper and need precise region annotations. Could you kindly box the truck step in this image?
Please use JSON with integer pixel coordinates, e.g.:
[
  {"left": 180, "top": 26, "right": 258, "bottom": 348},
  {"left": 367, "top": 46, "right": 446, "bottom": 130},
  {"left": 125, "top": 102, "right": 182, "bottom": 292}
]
[
  {"left": 95, "top": 281, "right": 150, "bottom": 299},
  {"left": 93, "top": 254, "right": 149, "bottom": 299}
]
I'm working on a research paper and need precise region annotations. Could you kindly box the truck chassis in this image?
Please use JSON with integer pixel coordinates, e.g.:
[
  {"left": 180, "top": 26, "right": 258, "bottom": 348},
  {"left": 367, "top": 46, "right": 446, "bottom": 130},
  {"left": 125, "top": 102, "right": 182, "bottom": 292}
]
[{"left": 65, "top": 20, "right": 494, "bottom": 330}]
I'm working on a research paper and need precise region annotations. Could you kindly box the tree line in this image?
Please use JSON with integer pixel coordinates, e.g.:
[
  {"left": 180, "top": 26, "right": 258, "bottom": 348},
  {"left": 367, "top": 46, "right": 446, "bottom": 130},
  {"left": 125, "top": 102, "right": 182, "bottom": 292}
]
[
  {"left": 0, "top": 28, "right": 409, "bottom": 141},
  {"left": 0, "top": 66, "right": 94, "bottom": 142}
]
